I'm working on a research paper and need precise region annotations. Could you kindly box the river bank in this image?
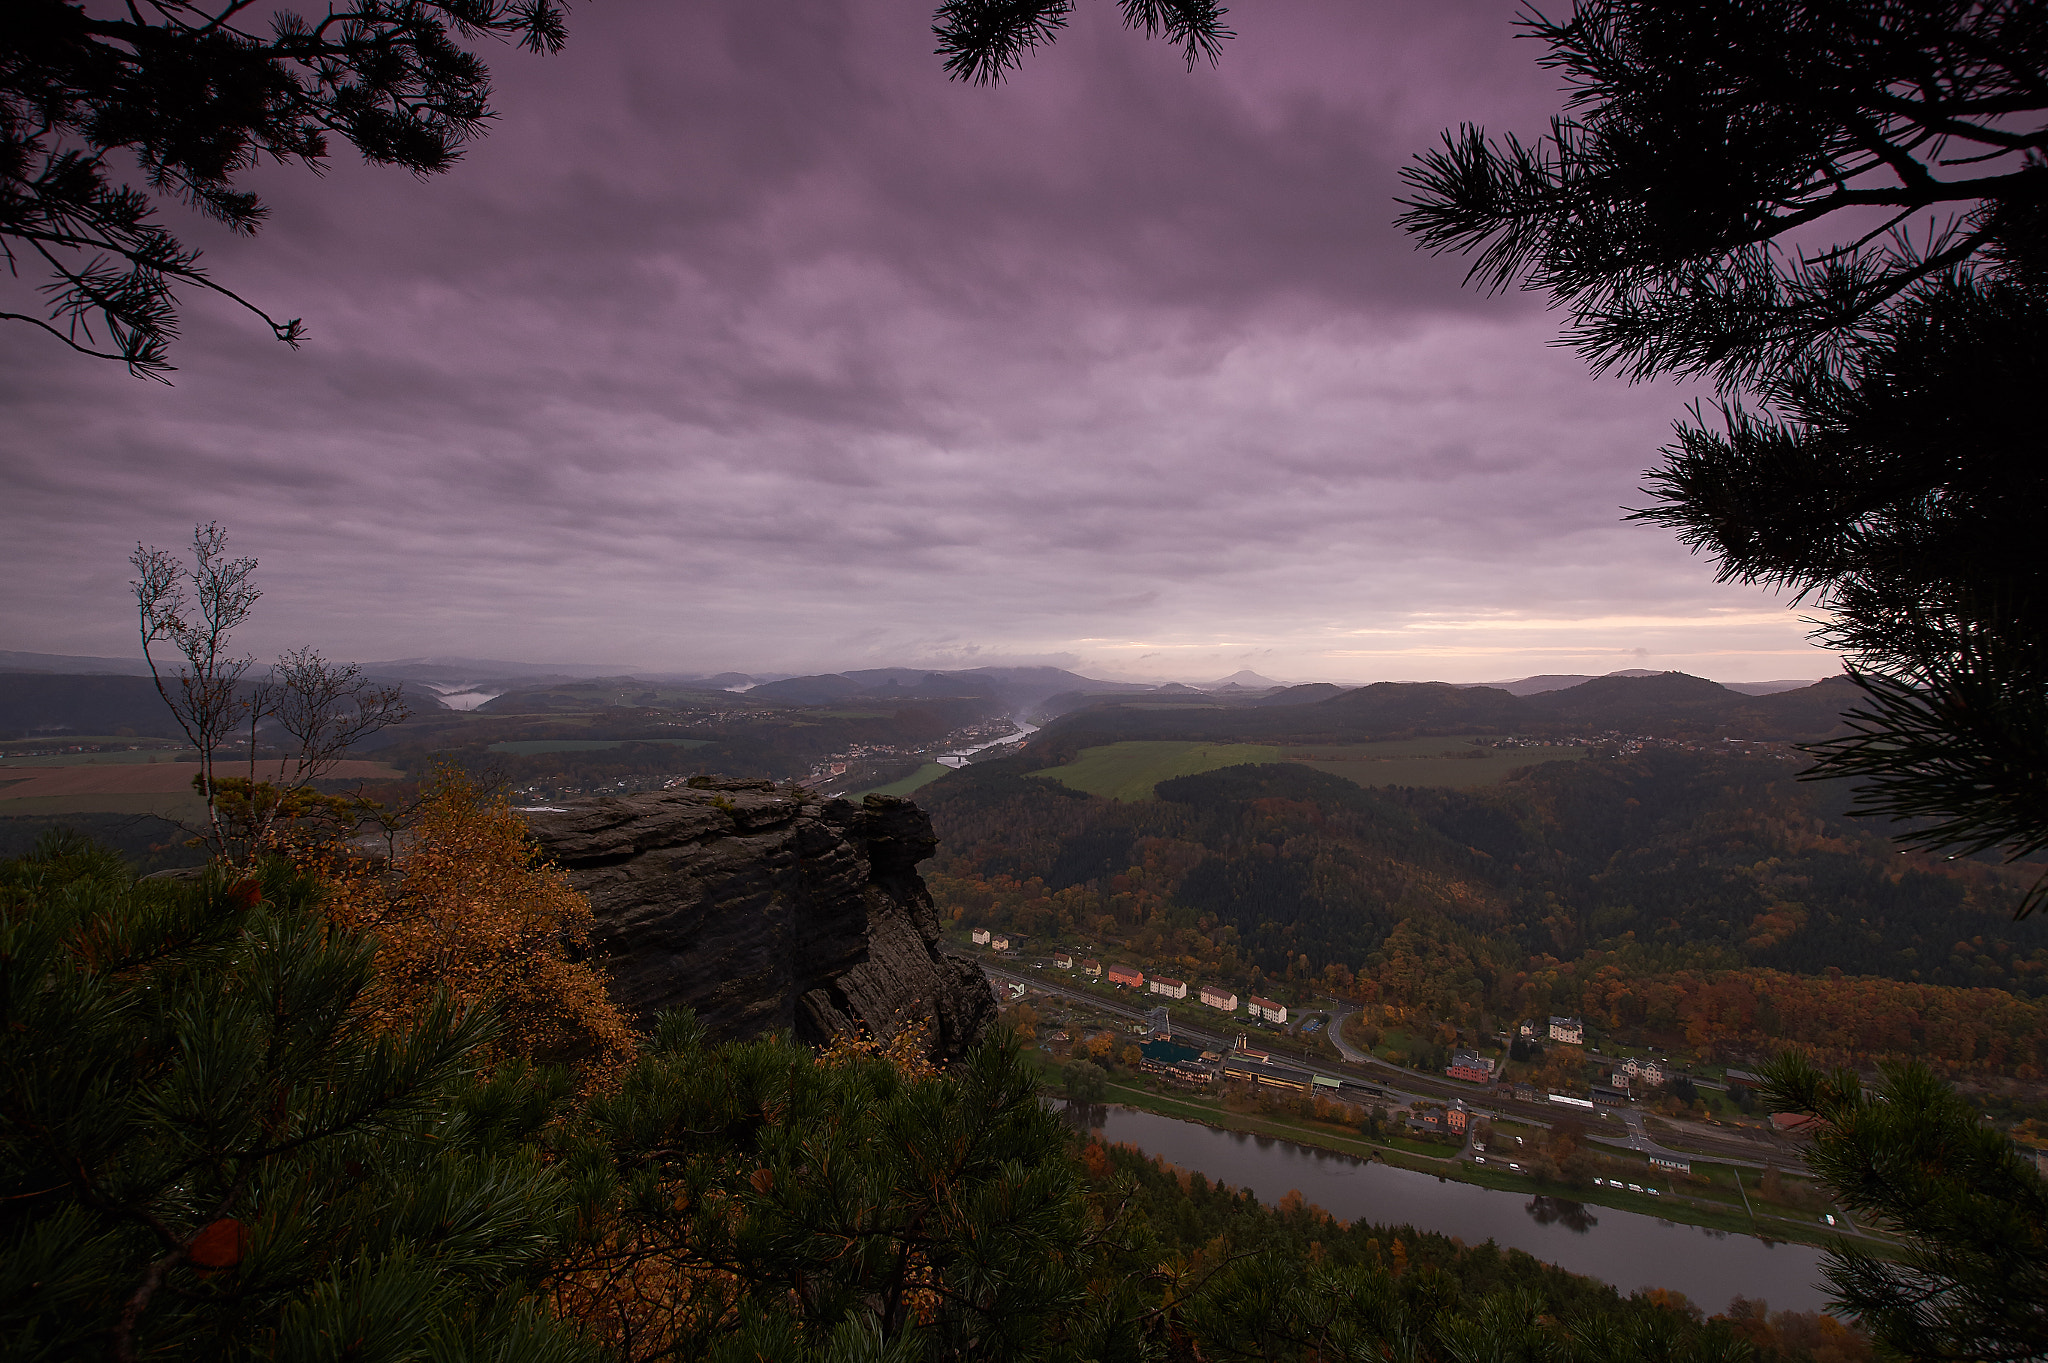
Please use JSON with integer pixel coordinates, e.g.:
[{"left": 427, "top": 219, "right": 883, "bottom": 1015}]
[
  {"left": 1051, "top": 1058, "right": 1887, "bottom": 1257},
  {"left": 1073, "top": 1099, "right": 1841, "bottom": 1315}
]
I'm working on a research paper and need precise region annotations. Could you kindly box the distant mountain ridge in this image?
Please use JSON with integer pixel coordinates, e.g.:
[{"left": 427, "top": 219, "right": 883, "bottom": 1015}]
[
  {"left": 1464, "top": 669, "right": 1823, "bottom": 697},
  {"left": 0, "top": 650, "right": 156, "bottom": 677},
  {"left": 1029, "top": 671, "right": 1867, "bottom": 748},
  {"left": 1, "top": 647, "right": 1839, "bottom": 742}
]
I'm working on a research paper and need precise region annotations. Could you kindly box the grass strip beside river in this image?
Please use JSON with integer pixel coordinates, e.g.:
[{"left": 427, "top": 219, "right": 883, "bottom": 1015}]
[{"left": 1050, "top": 1059, "right": 1892, "bottom": 1256}]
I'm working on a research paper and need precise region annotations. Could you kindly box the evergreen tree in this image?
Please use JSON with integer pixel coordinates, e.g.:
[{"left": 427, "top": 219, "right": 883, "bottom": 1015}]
[
  {"left": 1393, "top": 1, "right": 2047, "bottom": 389},
  {"left": 0, "top": 835, "right": 595, "bottom": 1362},
  {"left": 1760, "top": 1052, "right": 2048, "bottom": 1360},
  {"left": 1390, "top": 1, "right": 2048, "bottom": 910},
  {"left": 3, "top": 0, "right": 569, "bottom": 376},
  {"left": 551, "top": 1017, "right": 1101, "bottom": 1363},
  {"left": 931, "top": 0, "right": 1232, "bottom": 86},
  {"left": 1630, "top": 250, "right": 2048, "bottom": 910}
]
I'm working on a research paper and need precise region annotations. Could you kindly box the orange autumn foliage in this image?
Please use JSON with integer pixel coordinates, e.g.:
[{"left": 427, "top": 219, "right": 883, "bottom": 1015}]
[
  {"left": 814, "top": 1016, "right": 940, "bottom": 1083},
  {"left": 314, "top": 768, "right": 636, "bottom": 1090}
]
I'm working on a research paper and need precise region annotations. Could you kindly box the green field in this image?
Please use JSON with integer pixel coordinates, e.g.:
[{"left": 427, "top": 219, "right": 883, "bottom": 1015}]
[
  {"left": 854, "top": 763, "right": 953, "bottom": 799},
  {"left": 1035, "top": 742, "right": 1291, "bottom": 801},
  {"left": 1034, "top": 738, "right": 1586, "bottom": 802},
  {"left": 484, "top": 738, "right": 711, "bottom": 755},
  {"left": 1285, "top": 738, "right": 1584, "bottom": 789}
]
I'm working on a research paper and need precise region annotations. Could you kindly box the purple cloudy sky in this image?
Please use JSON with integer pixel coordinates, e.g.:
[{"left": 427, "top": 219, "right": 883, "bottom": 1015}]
[{"left": 0, "top": 0, "right": 1837, "bottom": 684}]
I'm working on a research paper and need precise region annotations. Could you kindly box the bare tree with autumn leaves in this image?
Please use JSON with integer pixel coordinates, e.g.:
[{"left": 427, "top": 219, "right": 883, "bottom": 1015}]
[{"left": 130, "top": 522, "right": 409, "bottom": 862}]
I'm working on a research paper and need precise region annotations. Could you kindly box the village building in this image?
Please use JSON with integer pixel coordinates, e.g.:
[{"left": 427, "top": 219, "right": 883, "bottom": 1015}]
[
  {"left": 1199, "top": 984, "right": 1239, "bottom": 1012},
  {"left": 1591, "top": 1084, "right": 1630, "bottom": 1108},
  {"left": 1138, "top": 1038, "right": 1211, "bottom": 1087},
  {"left": 1247, "top": 996, "right": 1288, "bottom": 1024},
  {"left": 1149, "top": 975, "right": 1188, "bottom": 1000},
  {"left": 971, "top": 929, "right": 990, "bottom": 946},
  {"left": 1221, "top": 1055, "right": 1310, "bottom": 1093},
  {"left": 1107, "top": 964, "right": 1144, "bottom": 989},
  {"left": 1446, "top": 1049, "right": 1496, "bottom": 1084},
  {"left": 1446, "top": 1101, "right": 1469, "bottom": 1134},
  {"left": 1620, "top": 1056, "right": 1666, "bottom": 1085},
  {"left": 1052, "top": 952, "right": 1073, "bottom": 969},
  {"left": 1082, "top": 959, "right": 1102, "bottom": 977},
  {"left": 1650, "top": 1155, "right": 1692, "bottom": 1175},
  {"left": 1548, "top": 1015, "right": 1585, "bottom": 1045},
  {"left": 1517, "top": 1019, "right": 1539, "bottom": 1039}
]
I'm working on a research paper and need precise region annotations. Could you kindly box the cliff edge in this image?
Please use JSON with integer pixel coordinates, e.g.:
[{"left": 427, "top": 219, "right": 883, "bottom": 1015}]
[{"left": 522, "top": 778, "right": 997, "bottom": 1063}]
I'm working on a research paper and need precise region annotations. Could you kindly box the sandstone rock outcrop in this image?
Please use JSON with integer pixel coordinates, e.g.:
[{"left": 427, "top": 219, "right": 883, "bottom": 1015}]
[{"left": 523, "top": 779, "right": 997, "bottom": 1063}]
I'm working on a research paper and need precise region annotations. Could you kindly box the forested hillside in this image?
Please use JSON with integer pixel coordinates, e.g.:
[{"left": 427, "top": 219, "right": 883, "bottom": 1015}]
[{"left": 920, "top": 748, "right": 2048, "bottom": 1074}]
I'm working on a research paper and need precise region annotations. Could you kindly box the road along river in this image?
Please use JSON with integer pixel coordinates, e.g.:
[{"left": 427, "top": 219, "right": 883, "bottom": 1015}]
[{"left": 1075, "top": 1103, "right": 1832, "bottom": 1314}]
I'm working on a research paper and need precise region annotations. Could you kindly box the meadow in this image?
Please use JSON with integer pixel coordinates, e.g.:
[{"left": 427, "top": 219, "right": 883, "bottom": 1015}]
[
  {"left": 1033, "top": 738, "right": 1586, "bottom": 802},
  {"left": 856, "top": 762, "right": 953, "bottom": 798}
]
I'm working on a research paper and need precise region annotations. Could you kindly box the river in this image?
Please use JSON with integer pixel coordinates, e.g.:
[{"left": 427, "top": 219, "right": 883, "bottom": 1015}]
[
  {"left": 939, "top": 719, "right": 1040, "bottom": 765},
  {"left": 1077, "top": 1104, "right": 1831, "bottom": 1314}
]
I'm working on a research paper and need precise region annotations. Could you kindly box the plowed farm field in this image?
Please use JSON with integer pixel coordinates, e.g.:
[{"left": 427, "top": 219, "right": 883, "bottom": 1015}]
[{"left": 0, "top": 760, "right": 402, "bottom": 817}]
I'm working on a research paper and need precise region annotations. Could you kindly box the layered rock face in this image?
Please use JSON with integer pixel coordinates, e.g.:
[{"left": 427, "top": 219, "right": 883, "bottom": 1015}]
[{"left": 523, "top": 779, "right": 996, "bottom": 1063}]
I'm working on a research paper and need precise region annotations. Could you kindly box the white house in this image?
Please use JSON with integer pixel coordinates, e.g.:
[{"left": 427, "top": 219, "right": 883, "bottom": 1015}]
[
  {"left": 1199, "top": 984, "right": 1239, "bottom": 1012},
  {"left": 991, "top": 934, "right": 1011, "bottom": 952},
  {"left": 1248, "top": 996, "right": 1288, "bottom": 1025},
  {"left": 1149, "top": 976, "right": 1188, "bottom": 1000},
  {"left": 971, "top": 929, "right": 990, "bottom": 946},
  {"left": 1548, "top": 1015, "right": 1584, "bottom": 1045}
]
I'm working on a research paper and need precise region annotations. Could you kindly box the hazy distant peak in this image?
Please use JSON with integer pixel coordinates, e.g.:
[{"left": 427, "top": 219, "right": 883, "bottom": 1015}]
[
  {"left": 1721, "top": 678, "right": 1827, "bottom": 696},
  {"left": 1202, "top": 669, "right": 1284, "bottom": 689},
  {"left": 1463, "top": 668, "right": 1800, "bottom": 698},
  {"left": 0, "top": 650, "right": 154, "bottom": 676}
]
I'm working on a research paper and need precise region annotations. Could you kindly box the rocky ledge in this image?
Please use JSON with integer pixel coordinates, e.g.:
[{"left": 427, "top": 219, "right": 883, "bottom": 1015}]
[{"left": 523, "top": 778, "right": 997, "bottom": 1064}]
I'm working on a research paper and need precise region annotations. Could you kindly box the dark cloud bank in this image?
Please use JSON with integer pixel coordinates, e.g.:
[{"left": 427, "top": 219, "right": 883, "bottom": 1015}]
[{"left": 0, "top": 1, "right": 1830, "bottom": 684}]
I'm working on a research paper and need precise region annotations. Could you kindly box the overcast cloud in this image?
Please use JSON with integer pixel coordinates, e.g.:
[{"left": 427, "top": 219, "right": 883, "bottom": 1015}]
[{"left": 0, "top": 0, "right": 1835, "bottom": 684}]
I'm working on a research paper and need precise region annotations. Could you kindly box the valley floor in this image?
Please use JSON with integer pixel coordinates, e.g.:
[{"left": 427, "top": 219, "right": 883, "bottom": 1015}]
[{"left": 1023, "top": 1048, "right": 1895, "bottom": 1256}]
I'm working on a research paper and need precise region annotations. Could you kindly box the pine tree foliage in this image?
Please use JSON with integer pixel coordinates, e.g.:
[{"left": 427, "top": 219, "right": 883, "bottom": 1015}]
[
  {"left": 1759, "top": 1052, "right": 2048, "bottom": 1361},
  {"left": 1394, "top": 1, "right": 2048, "bottom": 390},
  {"left": 0, "top": 835, "right": 598, "bottom": 1362},
  {"left": 931, "top": 0, "right": 1232, "bottom": 86},
  {"left": 1629, "top": 239, "right": 2048, "bottom": 910},
  {"left": 3, "top": 0, "right": 570, "bottom": 377},
  {"left": 1394, "top": 1, "right": 2048, "bottom": 914},
  {"left": 549, "top": 1016, "right": 1099, "bottom": 1363}
]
